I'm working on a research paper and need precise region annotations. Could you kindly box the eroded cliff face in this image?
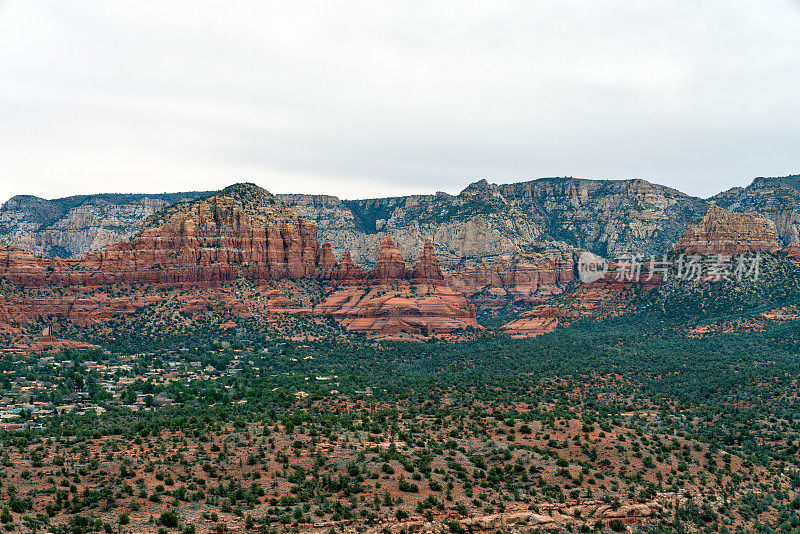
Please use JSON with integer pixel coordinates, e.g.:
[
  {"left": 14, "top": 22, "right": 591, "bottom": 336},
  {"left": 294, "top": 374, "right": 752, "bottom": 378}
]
[
  {"left": 281, "top": 177, "right": 713, "bottom": 302},
  {"left": 281, "top": 177, "right": 708, "bottom": 265},
  {"left": 504, "top": 203, "right": 798, "bottom": 338},
  {"left": 0, "top": 184, "right": 320, "bottom": 287},
  {"left": 502, "top": 277, "right": 644, "bottom": 338},
  {"left": 0, "top": 177, "right": 709, "bottom": 309},
  {"left": 5, "top": 174, "right": 800, "bottom": 264},
  {"left": 674, "top": 205, "right": 782, "bottom": 255},
  {"left": 0, "top": 192, "right": 207, "bottom": 258},
  {"left": 4, "top": 174, "right": 799, "bottom": 315},
  {"left": 445, "top": 250, "right": 575, "bottom": 302},
  {"left": 0, "top": 186, "right": 479, "bottom": 339},
  {"left": 314, "top": 239, "right": 478, "bottom": 335},
  {"left": 711, "top": 175, "right": 800, "bottom": 245}
]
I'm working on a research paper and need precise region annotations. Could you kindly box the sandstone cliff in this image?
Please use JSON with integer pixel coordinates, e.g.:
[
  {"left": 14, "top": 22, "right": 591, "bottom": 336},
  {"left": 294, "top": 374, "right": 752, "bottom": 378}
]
[
  {"left": 5, "top": 174, "right": 800, "bottom": 310},
  {"left": 674, "top": 205, "right": 782, "bottom": 255},
  {"left": 314, "top": 239, "right": 479, "bottom": 335},
  {"left": 5, "top": 174, "right": 800, "bottom": 263},
  {"left": 412, "top": 241, "right": 445, "bottom": 285},
  {"left": 0, "top": 191, "right": 207, "bottom": 258},
  {"left": 281, "top": 177, "right": 712, "bottom": 302},
  {"left": 506, "top": 203, "right": 796, "bottom": 338},
  {"left": 0, "top": 186, "right": 480, "bottom": 338},
  {"left": 0, "top": 184, "right": 322, "bottom": 287},
  {"left": 280, "top": 177, "right": 708, "bottom": 266},
  {"left": 711, "top": 174, "right": 800, "bottom": 245}
]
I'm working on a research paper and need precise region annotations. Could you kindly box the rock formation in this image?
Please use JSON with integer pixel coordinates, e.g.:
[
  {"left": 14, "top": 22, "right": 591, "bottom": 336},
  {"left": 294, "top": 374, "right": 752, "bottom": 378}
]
[
  {"left": 3, "top": 174, "right": 799, "bottom": 286},
  {"left": 0, "top": 175, "right": 727, "bottom": 305},
  {"left": 0, "top": 187, "right": 480, "bottom": 338},
  {"left": 411, "top": 241, "right": 445, "bottom": 285},
  {"left": 280, "top": 177, "right": 712, "bottom": 303},
  {"left": 315, "top": 240, "right": 478, "bottom": 335},
  {"left": 445, "top": 251, "right": 574, "bottom": 302},
  {"left": 674, "top": 205, "right": 782, "bottom": 255},
  {"left": 711, "top": 174, "right": 800, "bottom": 245},
  {"left": 501, "top": 258, "right": 664, "bottom": 338},
  {"left": 0, "top": 191, "right": 207, "bottom": 258},
  {"left": 3, "top": 175, "right": 799, "bottom": 341},
  {"left": 314, "top": 284, "right": 479, "bottom": 335},
  {"left": 316, "top": 240, "right": 338, "bottom": 279},
  {"left": 336, "top": 251, "right": 367, "bottom": 282},
  {"left": 371, "top": 236, "right": 406, "bottom": 283},
  {"left": 0, "top": 184, "right": 320, "bottom": 287},
  {"left": 282, "top": 177, "right": 708, "bottom": 265}
]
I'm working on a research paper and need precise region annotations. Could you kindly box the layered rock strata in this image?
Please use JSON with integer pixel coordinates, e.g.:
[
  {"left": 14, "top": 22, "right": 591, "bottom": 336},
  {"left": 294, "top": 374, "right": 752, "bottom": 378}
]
[
  {"left": 674, "top": 205, "right": 782, "bottom": 255},
  {"left": 0, "top": 191, "right": 207, "bottom": 258},
  {"left": 0, "top": 185, "right": 478, "bottom": 337},
  {"left": 0, "top": 184, "right": 320, "bottom": 287},
  {"left": 711, "top": 175, "right": 800, "bottom": 245},
  {"left": 315, "top": 240, "right": 478, "bottom": 334}
]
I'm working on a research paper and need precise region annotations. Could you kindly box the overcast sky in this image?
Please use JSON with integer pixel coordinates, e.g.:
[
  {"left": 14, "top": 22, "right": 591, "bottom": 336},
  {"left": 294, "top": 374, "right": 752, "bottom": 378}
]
[{"left": 1, "top": 1, "right": 799, "bottom": 205}]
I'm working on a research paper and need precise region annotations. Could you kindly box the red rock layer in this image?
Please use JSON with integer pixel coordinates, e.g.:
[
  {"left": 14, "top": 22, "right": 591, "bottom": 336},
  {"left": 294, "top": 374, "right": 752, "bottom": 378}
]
[
  {"left": 315, "top": 284, "right": 478, "bottom": 335},
  {"left": 502, "top": 307, "right": 563, "bottom": 337},
  {"left": 316, "top": 240, "right": 338, "bottom": 279},
  {"left": 446, "top": 253, "right": 574, "bottom": 301},
  {"left": 337, "top": 251, "right": 367, "bottom": 282},
  {"left": 0, "top": 186, "right": 321, "bottom": 287},
  {"left": 316, "top": 240, "right": 478, "bottom": 334},
  {"left": 371, "top": 236, "right": 407, "bottom": 283},
  {"left": 1, "top": 212, "right": 478, "bottom": 337},
  {"left": 314, "top": 243, "right": 368, "bottom": 283},
  {"left": 502, "top": 280, "right": 638, "bottom": 338},
  {"left": 411, "top": 241, "right": 445, "bottom": 285},
  {"left": 674, "top": 205, "right": 782, "bottom": 255},
  {"left": 502, "top": 260, "right": 661, "bottom": 338}
]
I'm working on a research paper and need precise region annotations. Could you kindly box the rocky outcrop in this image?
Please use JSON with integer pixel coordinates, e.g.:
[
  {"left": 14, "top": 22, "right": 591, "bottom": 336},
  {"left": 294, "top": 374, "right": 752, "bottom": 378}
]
[
  {"left": 281, "top": 177, "right": 711, "bottom": 303},
  {"left": 503, "top": 306, "right": 564, "bottom": 337},
  {"left": 674, "top": 205, "right": 782, "bottom": 255},
  {"left": 314, "top": 241, "right": 368, "bottom": 283},
  {"left": 3, "top": 173, "right": 798, "bottom": 280},
  {"left": 711, "top": 174, "right": 800, "bottom": 245},
  {"left": 314, "top": 284, "right": 478, "bottom": 335},
  {"left": 356, "top": 496, "right": 672, "bottom": 533},
  {"left": 0, "top": 191, "right": 207, "bottom": 258},
  {"left": 0, "top": 190, "right": 479, "bottom": 338},
  {"left": 0, "top": 184, "right": 321, "bottom": 287},
  {"left": 411, "top": 241, "right": 445, "bottom": 285},
  {"left": 282, "top": 177, "right": 709, "bottom": 266},
  {"left": 337, "top": 251, "right": 367, "bottom": 282},
  {"left": 4, "top": 174, "right": 799, "bottom": 326},
  {"left": 316, "top": 240, "right": 338, "bottom": 279},
  {"left": 502, "top": 258, "right": 663, "bottom": 337},
  {"left": 0, "top": 176, "right": 718, "bottom": 304},
  {"left": 371, "top": 236, "right": 407, "bottom": 283},
  {"left": 446, "top": 251, "right": 575, "bottom": 301},
  {"left": 315, "top": 240, "right": 478, "bottom": 335}
]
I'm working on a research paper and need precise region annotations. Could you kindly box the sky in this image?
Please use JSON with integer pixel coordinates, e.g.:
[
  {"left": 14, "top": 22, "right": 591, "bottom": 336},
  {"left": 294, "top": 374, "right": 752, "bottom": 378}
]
[{"left": 1, "top": 1, "right": 799, "bottom": 205}]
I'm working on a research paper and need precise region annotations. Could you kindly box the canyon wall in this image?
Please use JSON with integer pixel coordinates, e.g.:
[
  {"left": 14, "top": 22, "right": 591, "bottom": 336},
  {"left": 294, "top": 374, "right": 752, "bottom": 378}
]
[
  {"left": 711, "top": 175, "right": 800, "bottom": 245},
  {"left": 4, "top": 174, "right": 800, "bottom": 309},
  {"left": 0, "top": 191, "right": 207, "bottom": 258},
  {"left": 674, "top": 205, "right": 782, "bottom": 255},
  {"left": 0, "top": 184, "right": 319, "bottom": 287},
  {"left": 0, "top": 184, "right": 478, "bottom": 337}
]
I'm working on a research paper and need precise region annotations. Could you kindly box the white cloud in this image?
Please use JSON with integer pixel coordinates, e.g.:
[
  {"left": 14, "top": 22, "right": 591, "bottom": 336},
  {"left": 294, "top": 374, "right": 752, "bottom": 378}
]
[{"left": 1, "top": 0, "right": 799, "bottom": 203}]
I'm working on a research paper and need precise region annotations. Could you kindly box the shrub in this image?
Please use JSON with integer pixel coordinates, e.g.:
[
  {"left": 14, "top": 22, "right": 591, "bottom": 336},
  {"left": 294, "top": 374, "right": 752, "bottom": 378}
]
[{"left": 160, "top": 511, "right": 179, "bottom": 528}]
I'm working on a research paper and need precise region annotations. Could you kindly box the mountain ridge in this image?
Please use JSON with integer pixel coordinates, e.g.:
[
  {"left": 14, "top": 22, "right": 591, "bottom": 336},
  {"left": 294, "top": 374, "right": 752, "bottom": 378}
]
[{"left": 3, "top": 174, "right": 799, "bottom": 265}]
